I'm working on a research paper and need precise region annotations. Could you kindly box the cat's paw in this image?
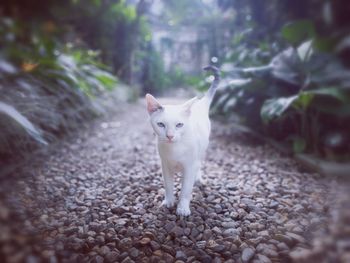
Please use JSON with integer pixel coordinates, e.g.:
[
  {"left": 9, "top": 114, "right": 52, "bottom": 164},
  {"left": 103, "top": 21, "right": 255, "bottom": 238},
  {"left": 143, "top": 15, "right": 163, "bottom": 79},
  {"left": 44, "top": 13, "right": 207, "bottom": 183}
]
[
  {"left": 176, "top": 204, "right": 191, "bottom": 216},
  {"left": 161, "top": 197, "right": 175, "bottom": 208}
]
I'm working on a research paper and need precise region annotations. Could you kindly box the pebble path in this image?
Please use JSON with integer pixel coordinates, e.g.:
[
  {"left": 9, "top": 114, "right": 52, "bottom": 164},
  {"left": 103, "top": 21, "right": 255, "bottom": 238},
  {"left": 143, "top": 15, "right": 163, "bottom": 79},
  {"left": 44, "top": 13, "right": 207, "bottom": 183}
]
[{"left": 0, "top": 100, "right": 347, "bottom": 263}]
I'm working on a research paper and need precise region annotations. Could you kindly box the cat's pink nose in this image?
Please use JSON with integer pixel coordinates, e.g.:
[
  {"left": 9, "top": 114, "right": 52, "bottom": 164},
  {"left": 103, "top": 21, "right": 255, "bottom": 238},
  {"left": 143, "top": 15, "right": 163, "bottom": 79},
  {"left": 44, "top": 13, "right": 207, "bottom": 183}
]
[{"left": 167, "top": 135, "right": 174, "bottom": 140}]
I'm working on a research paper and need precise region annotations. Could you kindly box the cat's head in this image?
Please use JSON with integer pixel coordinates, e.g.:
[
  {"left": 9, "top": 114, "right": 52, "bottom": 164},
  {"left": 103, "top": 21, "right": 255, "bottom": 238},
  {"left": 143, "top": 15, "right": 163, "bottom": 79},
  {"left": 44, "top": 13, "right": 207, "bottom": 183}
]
[{"left": 145, "top": 94, "right": 197, "bottom": 143}]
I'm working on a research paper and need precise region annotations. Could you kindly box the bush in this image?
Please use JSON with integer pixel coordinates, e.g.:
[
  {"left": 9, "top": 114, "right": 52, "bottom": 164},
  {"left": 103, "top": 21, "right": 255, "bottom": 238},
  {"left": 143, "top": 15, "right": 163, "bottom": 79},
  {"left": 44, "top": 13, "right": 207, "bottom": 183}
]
[
  {"left": 212, "top": 19, "right": 350, "bottom": 160},
  {"left": 0, "top": 17, "right": 118, "bottom": 167}
]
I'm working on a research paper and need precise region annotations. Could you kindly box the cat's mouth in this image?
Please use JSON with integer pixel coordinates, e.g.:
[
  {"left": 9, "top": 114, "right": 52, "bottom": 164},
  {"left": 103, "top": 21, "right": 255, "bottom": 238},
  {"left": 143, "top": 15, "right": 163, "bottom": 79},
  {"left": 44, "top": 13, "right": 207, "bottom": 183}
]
[{"left": 161, "top": 138, "right": 175, "bottom": 143}]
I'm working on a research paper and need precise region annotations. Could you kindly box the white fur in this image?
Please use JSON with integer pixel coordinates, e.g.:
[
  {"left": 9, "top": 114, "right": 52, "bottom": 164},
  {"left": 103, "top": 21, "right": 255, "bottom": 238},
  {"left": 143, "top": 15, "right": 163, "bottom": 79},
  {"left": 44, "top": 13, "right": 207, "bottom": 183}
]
[{"left": 146, "top": 94, "right": 212, "bottom": 216}]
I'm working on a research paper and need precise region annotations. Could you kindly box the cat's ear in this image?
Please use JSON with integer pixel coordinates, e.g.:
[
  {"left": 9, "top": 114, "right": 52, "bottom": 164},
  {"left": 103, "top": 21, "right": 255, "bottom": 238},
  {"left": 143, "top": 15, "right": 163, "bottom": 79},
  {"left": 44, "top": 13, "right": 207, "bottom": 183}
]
[
  {"left": 145, "top": 93, "right": 163, "bottom": 115},
  {"left": 182, "top": 97, "right": 198, "bottom": 115}
]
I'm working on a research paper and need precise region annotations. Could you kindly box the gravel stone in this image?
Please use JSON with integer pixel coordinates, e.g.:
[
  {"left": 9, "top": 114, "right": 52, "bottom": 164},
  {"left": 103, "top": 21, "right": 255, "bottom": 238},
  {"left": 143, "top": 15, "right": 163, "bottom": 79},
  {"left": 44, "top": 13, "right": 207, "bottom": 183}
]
[
  {"left": 119, "top": 238, "right": 132, "bottom": 250},
  {"left": 175, "top": 250, "right": 187, "bottom": 261},
  {"left": 242, "top": 247, "right": 255, "bottom": 263},
  {"left": 129, "top": 247, "right": 139, "bottom": 258},
  {"left": 139, "top": 237, "right": 151, "bottom": 245},
  {"left": 0, "top": 101, "right": 342, "bottom": 263},
  {"left": 105, "top": 252, "right": 119, "bottom": 263}
]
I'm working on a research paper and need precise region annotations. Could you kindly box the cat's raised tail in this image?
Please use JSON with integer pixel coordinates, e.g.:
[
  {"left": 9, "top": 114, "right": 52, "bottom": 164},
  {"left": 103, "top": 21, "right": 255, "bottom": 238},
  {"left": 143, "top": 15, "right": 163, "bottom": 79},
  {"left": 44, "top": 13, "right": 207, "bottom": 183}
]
[{"left": 203, "top": 65, "right": 220, "bottom": 101}]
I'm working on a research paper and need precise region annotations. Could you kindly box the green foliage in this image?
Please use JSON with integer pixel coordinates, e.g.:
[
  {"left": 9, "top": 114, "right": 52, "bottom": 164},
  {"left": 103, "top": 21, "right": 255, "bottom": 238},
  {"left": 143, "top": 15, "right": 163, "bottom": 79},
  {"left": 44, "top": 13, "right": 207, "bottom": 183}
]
[
  {"left": 261, "top": 88, "right": 348, "bottom": 123},
  {"left": 0, "top": 102, "right": 47, "bottom": 145},
  {"left": 0, "top": 18, "right": 118, "bottom": 97},
  {"left": 212, "top": 16, "right": 350, "bottom": 159},
  {"left": 281, "top": 20, "right": 316, "bottom": 46},
  {"left": 141, "top": 43, "right": 168, "bottom": 94},
  {"left": 0, "top": 16, "right": 118, "bottom": 165}
]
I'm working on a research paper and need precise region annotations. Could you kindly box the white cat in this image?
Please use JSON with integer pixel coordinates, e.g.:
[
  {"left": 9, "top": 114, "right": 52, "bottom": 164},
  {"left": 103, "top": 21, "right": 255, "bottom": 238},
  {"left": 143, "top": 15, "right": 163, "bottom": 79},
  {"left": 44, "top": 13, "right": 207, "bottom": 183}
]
[{"left": 145, "top": 66, "right": 220, "bottom": 216}]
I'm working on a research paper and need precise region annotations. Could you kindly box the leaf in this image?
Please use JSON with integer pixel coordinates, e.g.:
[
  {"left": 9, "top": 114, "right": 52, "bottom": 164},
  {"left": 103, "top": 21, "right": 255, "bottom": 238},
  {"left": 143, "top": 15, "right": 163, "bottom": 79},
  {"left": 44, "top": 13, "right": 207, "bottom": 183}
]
[
  {"left": 293, "top": 137, "right": 306, "bottom": 153},
  {"left": 227, "top": 78, "right": 251, "bottom": 86},
  {"left": 96, "top": 73, "right": 117, "bottom": 90},
  {"left": 0, "top": 101, "right": 47, "bottom": 145},
  {"left": 270, "top": 48, "right": 302, "bottom": 85},
  {"left": 261, "top": 95, "right": 298, "bottom": 123},
  {"left": 313, "top": 36, "right": 337, "bottom": 52},
  {"left": 335, "top": 35, "right": 350, "bottom": 53},
  {"left": 0, "top": 59, "right": 17, "bottom": 74},
  {"left": 93, "top": 0, "right": 101, "bottom": 7},
  {"left": 261, "top": 87, "right": 348, "bottom": 123},
  {"left": 222, "top": 97, "right": 237, "bottom": 112},
  {"left": 297, "top": 40, "right": 313, "bottom": 62},
  {"left": 21, "top": 62, "right": 39, "bottom": 72},
  {"left": 215, "top": 92, "right": 232, "bottom": 111},
  {"left": 307, "top": 87, "right": 348, "bottom": 102},
  {"left": 241, "top": 65, "right": 272, "bottom": 77},
  {"left": 281, "top": 20, "right": 316, "bottom": 46},
  {"left": 293, "top": 92, "right": 314, "bottom": 110}
]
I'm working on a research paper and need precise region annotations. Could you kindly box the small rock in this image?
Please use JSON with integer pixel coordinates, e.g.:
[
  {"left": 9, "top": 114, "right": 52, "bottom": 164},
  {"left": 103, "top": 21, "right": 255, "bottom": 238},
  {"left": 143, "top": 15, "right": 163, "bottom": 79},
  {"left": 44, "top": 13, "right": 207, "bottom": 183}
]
[
  {"left": 121, "top": 256, "right": 135, "bottom": 263},
  {"left": 129, "top": 248, "right": 139, "bottom": 259},
  {"left": 274, "top": 234, "right": 294, "bottom": 247},
  {"left": 227, "top": 184, "right": 238, "bottom": 191},
  {"left": 163, "top": 252, "right": 175, "bottom": 262},
  {"left": 171, "top": 226, "right": 184, "bottom": 237},
  {"left": 212, "top": 226, "right": 221, "bottom": 235},
  {"left": 222, "top": 222, "right": 238, "bottom": 228},
  {"left": 176, "top": 250, "right": 187, "bottom": 261},
  {"left": 223, "top": 228, "right": 240, "bottom": 237},
  {"left": 191, "top": 228, "right": 200, "bottom": 238},
  {"left": 165, "top": 222, "right": 176, "bottom": 232},
  {"left": 25, "top": 255, "right": 40, "bottom": 263},
  {"left": 111, "top": 207, "right": 127, "bottom": 215},
  {"left": 261, "top": 248, "right": 278, "bottom": 258},
  {"left": 92, "top": 255, "right": 104, "bottom": 263},
  {"left": 202, "top": 229, "right": 212, "bottom": 240},
  {"left": 144, "top": 231, "right": 156, "bottom": 239},
  {"left": 211, "top": 244, "right": 226, "bottom": 253},
  {"left": 293, "top": 204, "right": 304, "bottom": 213},
  {"left": 98, "top": 246, "right": 110, "bottom": 256},
  {"left": 256, "top": 254, "right": 272, "bottom": 263},
  {"left": 269, "top": 201, "right": 279, "bottom": 209},
  {"left": 179, "top": 236, "right": 192, "bottom": 246},
  {"left": 258, "top": 230, "right": 269, "bottom": 237},
  {"left": 67, "top": 238, "right": 84, "bottom": 251},
  {"left": 285, "top": 232, "right": 306, "bottom": 244},
  {"left": 119, "top": 238, "right": 132, "bottom": 250},
  {"left": 196, "top": 241, "right": 206, "bottom": 249},
  {"left": 150, "top": 241, "right": 160, "bottom": 251},
  {"left": 89, "top": 222, "right": 103, "bottom": 232},
  {"left": 96, "top": 235, "right": 105, "bottom": 245},
  {"left": 289, "top": 248, "right": 312, "bottom": 262},
  {"left": 105, "top": 252, "right": 119, "bottom": 263},
  {"left": 139, "top": 237, "right": 151, "bottom": 245},
  {"left": 115, "top": 219, "right": 127, "bottom": 226},
  {"left": 277, "top": 242, "right": 289, "bottom": 251},
  {"left": 64, "top": 226, "right": 78, "bottom": 236},
  {"left": 161, "top": 244, "right": 175, "bottom": 256},
  {"left": 242, "top": 247, "right": 255, "bottom": 263}
]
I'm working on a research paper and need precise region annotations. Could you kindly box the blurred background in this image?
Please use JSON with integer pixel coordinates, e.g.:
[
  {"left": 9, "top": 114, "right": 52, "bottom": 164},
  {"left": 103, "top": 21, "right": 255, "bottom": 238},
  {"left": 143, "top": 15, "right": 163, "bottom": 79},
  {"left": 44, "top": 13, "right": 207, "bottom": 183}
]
[{"left": 1, "top": 0, "right": 350, "bottom": 168}]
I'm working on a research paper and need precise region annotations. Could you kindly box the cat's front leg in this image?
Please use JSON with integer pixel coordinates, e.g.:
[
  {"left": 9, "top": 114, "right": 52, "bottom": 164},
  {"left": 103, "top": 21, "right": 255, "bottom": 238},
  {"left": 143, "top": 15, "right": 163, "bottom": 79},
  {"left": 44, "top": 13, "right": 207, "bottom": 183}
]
[
  {"left": 161, "top": 160, "right": 175, "bottom": 208},
  {"left": 177, "top": 162, "right": 200, "bottom": 216}
]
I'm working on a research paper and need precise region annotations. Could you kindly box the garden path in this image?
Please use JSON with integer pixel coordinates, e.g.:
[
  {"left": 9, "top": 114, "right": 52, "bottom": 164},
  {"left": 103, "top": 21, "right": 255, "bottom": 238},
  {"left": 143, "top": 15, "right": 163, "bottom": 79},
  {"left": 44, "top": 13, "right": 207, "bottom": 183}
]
[{"left": 0, "top": 99, "right": 346, "bottom": 263}]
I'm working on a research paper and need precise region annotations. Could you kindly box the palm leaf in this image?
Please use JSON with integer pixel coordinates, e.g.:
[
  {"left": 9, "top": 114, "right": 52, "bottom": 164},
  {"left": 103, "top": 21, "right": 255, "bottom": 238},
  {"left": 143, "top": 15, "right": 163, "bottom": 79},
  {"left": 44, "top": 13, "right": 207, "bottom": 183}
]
[{"left": 0, "top": 101, "right": 47, "bottom": 145}]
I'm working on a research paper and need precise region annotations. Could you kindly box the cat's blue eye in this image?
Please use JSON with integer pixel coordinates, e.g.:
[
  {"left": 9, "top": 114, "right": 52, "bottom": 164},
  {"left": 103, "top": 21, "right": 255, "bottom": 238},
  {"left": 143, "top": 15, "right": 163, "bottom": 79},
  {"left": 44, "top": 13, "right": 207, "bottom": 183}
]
[
  {"left": 176, "top": 123, "right": 184, "bottom": 128},
  {"left": 157, "top": 122, "right": 165, "bottom": 128}
]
